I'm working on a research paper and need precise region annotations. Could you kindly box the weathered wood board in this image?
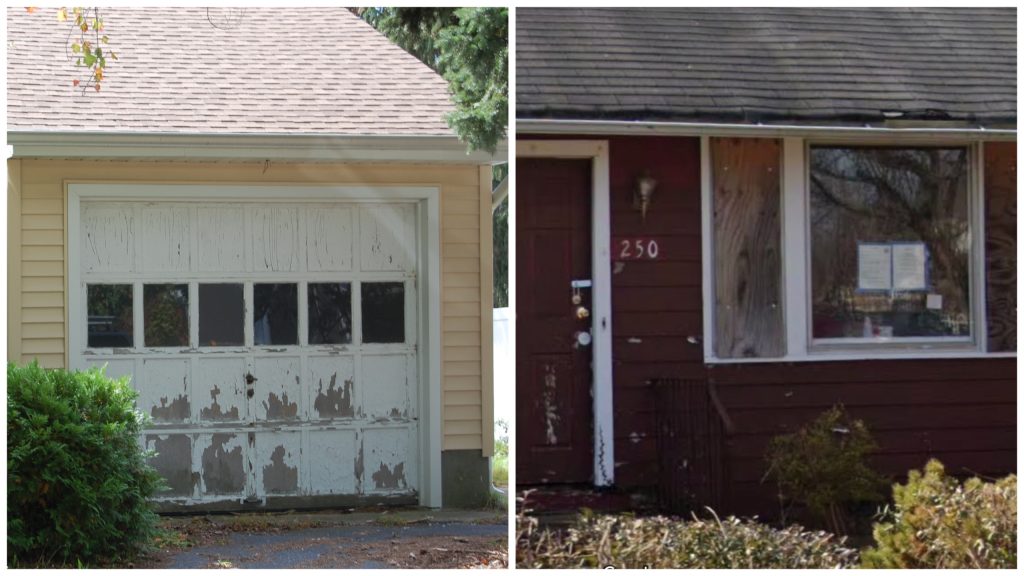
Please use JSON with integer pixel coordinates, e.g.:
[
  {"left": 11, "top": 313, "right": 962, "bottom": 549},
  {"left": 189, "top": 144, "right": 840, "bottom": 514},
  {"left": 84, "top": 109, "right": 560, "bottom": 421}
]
[{"left": 711, "top": 137, "right": 784, "bottom": 358}]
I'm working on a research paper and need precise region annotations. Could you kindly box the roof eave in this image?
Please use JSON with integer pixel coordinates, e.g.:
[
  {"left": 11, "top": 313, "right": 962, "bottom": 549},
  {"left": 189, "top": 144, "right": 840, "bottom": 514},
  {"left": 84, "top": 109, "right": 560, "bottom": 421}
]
[
  {"left": 6, "top": 131, "right": 508, "bottom": 164},
  {"left": 516, "top": 118, "right": 1017, "bottom": 141}
]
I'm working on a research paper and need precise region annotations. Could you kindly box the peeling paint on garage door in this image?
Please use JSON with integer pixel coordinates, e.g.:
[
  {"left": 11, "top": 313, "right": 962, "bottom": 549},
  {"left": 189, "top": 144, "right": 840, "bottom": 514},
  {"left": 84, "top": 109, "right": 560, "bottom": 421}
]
[{"left": 73, "top": 198, "right": 421, "bottom": 508}]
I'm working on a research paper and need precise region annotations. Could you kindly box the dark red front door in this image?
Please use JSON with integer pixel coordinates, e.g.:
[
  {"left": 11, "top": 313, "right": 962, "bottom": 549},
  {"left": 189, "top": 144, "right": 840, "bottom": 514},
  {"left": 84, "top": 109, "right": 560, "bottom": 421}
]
[{"left": 517, "top": 158, "right": 593, "bottom": 484}]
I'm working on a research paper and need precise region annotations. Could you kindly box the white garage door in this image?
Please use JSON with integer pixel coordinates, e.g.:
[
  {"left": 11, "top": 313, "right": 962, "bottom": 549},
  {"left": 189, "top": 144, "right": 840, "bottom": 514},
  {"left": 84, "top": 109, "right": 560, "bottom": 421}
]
[{"left": 70, "top": 188, "right": 432, "bottom": 508}]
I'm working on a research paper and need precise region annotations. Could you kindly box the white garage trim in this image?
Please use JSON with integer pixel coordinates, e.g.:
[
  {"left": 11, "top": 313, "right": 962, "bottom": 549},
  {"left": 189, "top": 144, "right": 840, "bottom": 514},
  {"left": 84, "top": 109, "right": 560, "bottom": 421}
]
[{"left": 68, "top": 183, "right": 442, "bottom": 508}]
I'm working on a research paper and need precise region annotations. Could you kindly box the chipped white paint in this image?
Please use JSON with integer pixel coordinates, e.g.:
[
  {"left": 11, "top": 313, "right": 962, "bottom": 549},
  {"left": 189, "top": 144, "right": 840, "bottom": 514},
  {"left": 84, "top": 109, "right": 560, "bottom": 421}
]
[
  {"left": 307, "top": 206, "right": 354, "bottom": 272},
  {"left": 140, "top": 206, "right": 190, "bottom": 272},
  {"left": 309, "top": 429, "right": 359, "bottom": 494},
  {"left": 363, "top": 427, "right": 417, "bottom": 494},
  {"left": 252, "top": 206, "right": 301, "bottom": 272},
  {"left": 194, "top": 357, "right": 247, "bottom": 422},
  {"left": 361, "top": 354, "right": 412, "bottom": 420},
  {"left": 360, "top": 205, "right": 413, "bottom": 272},
  {"left": 308, "top": 355, "right": 358, "bottom": 419},
  {"left": 196, "top": 206, "right": 246, "bottom": 272},
  {"left": 253, "top": 356, "right": 302, "bottom": 421},
  {"left": 69, "top": 188, "right": 437, "bottom": 508},
  {"left": 140, "top": 358, "right": 191, "bottom": 424},
  {"left": 542, "top": 364, "right": 559, "bottom": 445},
  {"left": 81, "top": 205, "right": 134, "bottom": 273}
]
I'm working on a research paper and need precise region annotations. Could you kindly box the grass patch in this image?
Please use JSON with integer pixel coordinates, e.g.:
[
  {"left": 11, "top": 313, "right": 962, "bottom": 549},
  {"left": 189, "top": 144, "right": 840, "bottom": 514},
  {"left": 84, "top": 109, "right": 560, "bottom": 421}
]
[{"left": 492, "top": 419, "right": 509, "bottom": 488}]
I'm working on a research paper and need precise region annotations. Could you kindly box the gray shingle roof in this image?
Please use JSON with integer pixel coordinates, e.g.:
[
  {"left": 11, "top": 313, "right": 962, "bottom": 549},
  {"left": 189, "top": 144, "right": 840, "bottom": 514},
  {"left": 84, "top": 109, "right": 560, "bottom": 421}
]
[
  {"left": 7, "top": 7, "right": 455, "bottom": 135},
  {"left": 517, "top": 8, "right": 1016, "bottom": 126}
]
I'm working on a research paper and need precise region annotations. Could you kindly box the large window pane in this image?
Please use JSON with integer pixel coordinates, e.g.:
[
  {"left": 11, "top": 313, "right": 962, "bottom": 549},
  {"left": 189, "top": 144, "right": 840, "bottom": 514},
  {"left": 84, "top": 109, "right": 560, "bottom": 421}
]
[
  {"left": 87, "top": 284, "right": 133, "bottom": 348},
  {"left": 809, "top": 146, "right": 970, "bottom": 341},
  {"left": 308, "top": 283, "right": 352, "bottom": 345},
  {"left": 144, "top": 284, "right": 189, "bottom": 347},
  {"left": 362, "top": 282, "right": 405, "bottom": 343},
  {"left": 199, "top": 284, "right": 244, "bottom": 346},
  {"left": 254, "top": 283, "right": 298, "bottom": 346}
]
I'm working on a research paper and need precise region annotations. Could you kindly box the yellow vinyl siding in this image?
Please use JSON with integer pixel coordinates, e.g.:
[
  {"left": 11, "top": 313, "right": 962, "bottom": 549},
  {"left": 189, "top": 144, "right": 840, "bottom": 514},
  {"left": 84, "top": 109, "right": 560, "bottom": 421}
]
[{"left": 8, "top": 158, "right": 492, "bottom": 453}]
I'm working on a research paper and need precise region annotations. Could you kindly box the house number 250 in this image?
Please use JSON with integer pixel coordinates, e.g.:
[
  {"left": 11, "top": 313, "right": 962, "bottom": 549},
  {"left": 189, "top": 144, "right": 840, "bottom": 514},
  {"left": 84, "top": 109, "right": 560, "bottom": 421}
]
[{"left": 618, "top": 238, "right": 660, "bottom": 260}]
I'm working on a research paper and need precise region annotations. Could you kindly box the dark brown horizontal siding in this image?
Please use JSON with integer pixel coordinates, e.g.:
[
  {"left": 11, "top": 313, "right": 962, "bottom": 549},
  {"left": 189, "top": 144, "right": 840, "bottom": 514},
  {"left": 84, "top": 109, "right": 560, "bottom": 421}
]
[{"left": 712, "top": 357, "right": 1016, "bottom": 515}]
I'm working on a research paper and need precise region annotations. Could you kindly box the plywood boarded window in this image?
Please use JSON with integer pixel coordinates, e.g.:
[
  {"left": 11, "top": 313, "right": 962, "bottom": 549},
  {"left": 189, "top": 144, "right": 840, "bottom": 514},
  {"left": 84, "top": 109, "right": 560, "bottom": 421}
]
[
  {"left": 984, "top": 142, "right": 1016, "bottom": 352},
  {"left": 711, "top": 137, "right": 784, "bottom": 358}
]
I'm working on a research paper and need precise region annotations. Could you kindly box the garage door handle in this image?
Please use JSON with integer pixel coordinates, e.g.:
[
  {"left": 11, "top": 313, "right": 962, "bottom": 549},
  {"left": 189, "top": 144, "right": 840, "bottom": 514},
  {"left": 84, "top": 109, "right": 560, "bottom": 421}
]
[{"left": 245, "top": 373, "right": 258, "bottom": 385}]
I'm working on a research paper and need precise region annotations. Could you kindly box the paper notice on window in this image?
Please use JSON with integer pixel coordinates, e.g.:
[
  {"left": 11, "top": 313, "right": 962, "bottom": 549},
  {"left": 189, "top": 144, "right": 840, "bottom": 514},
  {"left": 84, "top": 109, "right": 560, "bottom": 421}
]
[
  {"left": 857, "top": 243, "right": 892, "bottom": 291},
  {"left": 892, "top": 243, "right": 927, "bottom": 291}
]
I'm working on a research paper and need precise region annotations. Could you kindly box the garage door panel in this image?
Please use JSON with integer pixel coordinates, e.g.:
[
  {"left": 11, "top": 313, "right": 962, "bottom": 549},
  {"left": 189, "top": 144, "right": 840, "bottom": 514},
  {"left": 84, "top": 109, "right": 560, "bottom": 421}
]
[
  {"left": 195, "top": 357, "right": 247, "bottom": 422},
  {"left": 360, "top": 205, "right": 414, "bottom": 272},
  {"left": 256, "top": 431, "right": 302, "bottom": 495},
  {"left": 254, "top": 356, "right": 302, "bottom": 421},
  {"left": 307, "top": 206, "right": 354, "bottom": 272},
  {"left": 309, "top": 356, "right": 358, "bottom": 419},
  {"left": 362, "top": 354, "right": 410, "bottom": 420},
  {"left": 252, "top": 207, "right": 301, "bottom": 272},
  {"left": 76, "top": 196, "right": 424, "bottom": 508},
  {"left": 82, "top": 205, "right": 134, "bottom": 273},
  {"left": 197, "top": 432, "right": 247, "bottom": 496},
  {"left": 196, "top": 207, "right": 246, "bottom": 272},
  {"left": 140, "top": 206, "right": 190, "bottom": 272},
  {"left": 309, "top": 429, "right": 359, "bottom": 495},
  {"left": 146, "top": 433, "right": 195, "bottom": 497},
  {"left": 140, "top": 358, "right": 191, "bottom": 423},
  {"left": 364, "top": 427, "right": 417, "bottom": 494}
]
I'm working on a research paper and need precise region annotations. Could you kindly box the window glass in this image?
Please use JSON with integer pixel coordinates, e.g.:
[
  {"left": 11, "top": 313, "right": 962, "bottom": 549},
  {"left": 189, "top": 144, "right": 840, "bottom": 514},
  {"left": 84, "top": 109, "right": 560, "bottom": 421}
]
[
  {"left": 361, "top": 282, "right": 405, "bottom": 343},
  {"left": 809, "top": 146, "right": 970, "bottom": 341},
  {"left": 199, "top": 284, "right": 244, "bottom": 346},
  {"left": 308, "top": 283, "right": 352, "bottom": 345},
  {"left": 144, "top": 284, "right": 189, "bottom": 347},
  {"left": 87, "top": 284, "right": 133, "bottom": 348},
  {"left": 254, "top": 283, "right": 298, "bottom": 345}
]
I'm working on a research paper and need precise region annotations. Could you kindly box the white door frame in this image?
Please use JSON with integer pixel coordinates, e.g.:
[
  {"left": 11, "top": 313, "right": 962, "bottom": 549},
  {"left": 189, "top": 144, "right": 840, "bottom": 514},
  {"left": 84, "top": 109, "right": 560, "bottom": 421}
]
[
  {"left": 67, "top": 183, "right": 443, "bottom": 507},
  {"left": 516, "top": 140, "right": 615, "bottom": 486}
]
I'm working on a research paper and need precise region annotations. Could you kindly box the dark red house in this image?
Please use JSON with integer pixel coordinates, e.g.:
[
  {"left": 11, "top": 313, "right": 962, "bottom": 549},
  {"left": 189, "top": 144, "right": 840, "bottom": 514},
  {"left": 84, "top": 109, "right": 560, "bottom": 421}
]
[{"left": 516, "top": 8, "right": 1016, "bottom": 517}]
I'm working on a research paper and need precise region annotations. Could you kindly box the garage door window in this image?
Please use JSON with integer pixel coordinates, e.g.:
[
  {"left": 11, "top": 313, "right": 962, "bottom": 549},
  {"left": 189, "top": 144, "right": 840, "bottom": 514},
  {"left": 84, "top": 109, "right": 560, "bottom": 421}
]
[
  {"left": 308, "top": 282, "right": 352, "bottom": 344},
  {"left": 143, "top": 283, "right": 189, "bottom": 347},
  {"left": 199, "top": 283, "right": 244, "bottom": 347},
  {"left": 87, "top": 284, "right": 133, "bottom": 348},
  {"left": 362, "top": 282, "right": 405, "bottom": 343},
  {"left": 254, "top": 283, "right": 299, "bottom": 346}
]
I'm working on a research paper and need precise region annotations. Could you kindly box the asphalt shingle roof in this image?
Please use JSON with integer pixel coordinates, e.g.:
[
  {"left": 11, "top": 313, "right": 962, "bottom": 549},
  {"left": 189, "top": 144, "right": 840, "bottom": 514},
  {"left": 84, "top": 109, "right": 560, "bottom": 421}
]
[
  {"left": 7, "top": 7, "right": 455, "bottom": 135},
  {"left": 517, "top": 8, "right": 1017, "bottom": 126}
]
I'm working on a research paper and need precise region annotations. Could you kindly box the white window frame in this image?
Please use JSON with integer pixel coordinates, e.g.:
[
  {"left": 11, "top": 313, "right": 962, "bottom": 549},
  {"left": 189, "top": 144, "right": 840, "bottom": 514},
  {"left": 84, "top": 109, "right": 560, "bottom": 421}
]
[{"left": 702, "top": 137, "right": 1015, "bottom": 364}]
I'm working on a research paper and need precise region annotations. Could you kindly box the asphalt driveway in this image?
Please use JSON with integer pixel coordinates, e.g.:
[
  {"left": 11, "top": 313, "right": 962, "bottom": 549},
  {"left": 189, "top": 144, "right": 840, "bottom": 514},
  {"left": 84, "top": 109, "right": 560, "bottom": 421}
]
[{"left": 139, "top": 509, "right": 508, "bottom": 569}]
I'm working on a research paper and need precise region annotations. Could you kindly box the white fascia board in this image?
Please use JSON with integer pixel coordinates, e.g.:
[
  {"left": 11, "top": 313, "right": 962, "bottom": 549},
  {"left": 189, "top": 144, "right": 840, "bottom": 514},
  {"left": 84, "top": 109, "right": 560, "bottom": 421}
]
[
  {"left": 517, "top": 119, "right": 1017, "bottom": 142},
  {"left": 7, "top": 131, "right": 508, "bottom": 164}
]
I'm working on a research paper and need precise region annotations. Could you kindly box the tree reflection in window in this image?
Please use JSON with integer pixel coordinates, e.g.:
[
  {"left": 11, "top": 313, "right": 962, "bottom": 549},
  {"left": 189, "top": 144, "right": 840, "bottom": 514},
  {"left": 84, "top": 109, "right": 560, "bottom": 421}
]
[
  {"left": 87, "top": 284, "right": 133, "bottom": 348},
  {"left": 254, "top": 283, "right": 298, "bottom": 346},
  {"left": 810, "top": 147, "right": 970, "bottom": 339},
  {"left": 308, "top": 283, "right": 352, "bottom": 345},
  {"left": 144, "top": 284, "right": 189, "bottom": 347},
  {"left": 362, "top": 282, "right": 405, "bottom": 343}
]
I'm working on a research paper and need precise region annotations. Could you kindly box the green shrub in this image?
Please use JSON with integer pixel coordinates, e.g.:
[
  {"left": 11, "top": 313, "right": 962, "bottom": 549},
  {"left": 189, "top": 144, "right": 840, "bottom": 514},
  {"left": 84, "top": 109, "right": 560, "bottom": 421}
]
[
  {"left": 861, "top": 460, "right": 1016, "bottom": 569},
  {"left": 7, "top": 362, "right": 164, "bottom": 566},
  {"left": 764, "top": 405, "right": 885, "bottom": 534},
  {"left": 516, "top": 510, "right": 859, "bottom": 569}
]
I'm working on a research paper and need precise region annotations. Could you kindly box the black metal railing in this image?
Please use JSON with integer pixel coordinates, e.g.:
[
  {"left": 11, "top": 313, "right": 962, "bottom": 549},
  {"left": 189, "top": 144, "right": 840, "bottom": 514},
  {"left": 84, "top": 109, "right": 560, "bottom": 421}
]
[{"left": 652, "top": 378, "right": 731, "bottom": 516}]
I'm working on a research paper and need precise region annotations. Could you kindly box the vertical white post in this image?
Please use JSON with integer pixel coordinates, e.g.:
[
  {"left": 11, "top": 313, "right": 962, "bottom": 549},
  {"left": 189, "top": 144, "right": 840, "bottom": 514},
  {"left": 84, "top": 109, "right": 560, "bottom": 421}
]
[
  {"left": 591, "top": 142, "right": 615, "bottom": 486},
  {"left": 700, "top": 136, "right": 715, "bottom": 360}
]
